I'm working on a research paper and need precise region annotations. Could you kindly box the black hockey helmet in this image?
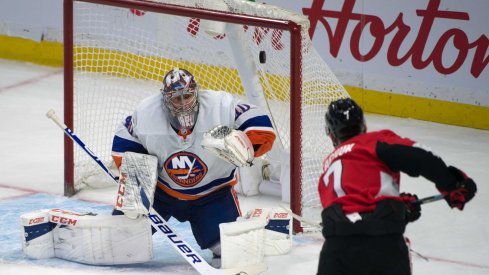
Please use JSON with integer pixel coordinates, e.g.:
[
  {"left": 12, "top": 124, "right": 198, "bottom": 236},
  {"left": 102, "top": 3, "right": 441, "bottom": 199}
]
[{"left": 325, "top": 98, "right": 365, "bottom": 146}]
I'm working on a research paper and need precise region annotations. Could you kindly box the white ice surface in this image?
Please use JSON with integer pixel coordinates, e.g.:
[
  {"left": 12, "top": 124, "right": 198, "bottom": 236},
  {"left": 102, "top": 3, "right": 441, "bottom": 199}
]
[{"left": 0, "top": 59, "right": 488, "bottom": 274}]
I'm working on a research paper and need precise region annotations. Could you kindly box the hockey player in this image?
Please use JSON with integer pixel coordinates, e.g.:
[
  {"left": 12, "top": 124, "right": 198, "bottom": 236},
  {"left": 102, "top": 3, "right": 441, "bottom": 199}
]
[
  {"left": 111, "top": 68, "right": 276, "bottom": 267},
  {"left": 316, "top": 98, "right": 477, "bottom": 275}
]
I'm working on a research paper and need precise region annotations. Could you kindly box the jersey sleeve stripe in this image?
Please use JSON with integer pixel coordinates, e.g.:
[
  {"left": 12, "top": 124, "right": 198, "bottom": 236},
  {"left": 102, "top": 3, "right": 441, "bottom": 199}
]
[
  {"left": 111, "top": 135, "right": 148, "bottom": 155},
  {"left": 242, "top": 126, "right": 276, "bottom": 133},
  {"left": 236, "top": 115, "right": 273, "bottom": 132}
]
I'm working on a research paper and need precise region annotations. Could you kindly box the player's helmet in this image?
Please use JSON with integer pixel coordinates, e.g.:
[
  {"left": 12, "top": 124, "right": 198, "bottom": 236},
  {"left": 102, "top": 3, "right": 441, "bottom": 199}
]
[
  {"left": 161, "top": 68, "right": 199, "bottom": 133},
  {"left": 325, "top": 98, "right": 365, "bottom": 146}
]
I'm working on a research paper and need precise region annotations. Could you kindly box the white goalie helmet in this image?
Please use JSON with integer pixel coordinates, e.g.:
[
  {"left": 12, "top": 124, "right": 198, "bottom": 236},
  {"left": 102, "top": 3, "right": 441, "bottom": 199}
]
[{"left": 161, "top": 68, "right": 199, "bottom": 133}]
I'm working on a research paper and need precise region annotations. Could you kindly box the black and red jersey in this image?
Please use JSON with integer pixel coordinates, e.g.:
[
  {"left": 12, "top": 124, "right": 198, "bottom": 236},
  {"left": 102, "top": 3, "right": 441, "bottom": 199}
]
[{"left": 318, "top": 129, "right": 457, "bottom": 214}]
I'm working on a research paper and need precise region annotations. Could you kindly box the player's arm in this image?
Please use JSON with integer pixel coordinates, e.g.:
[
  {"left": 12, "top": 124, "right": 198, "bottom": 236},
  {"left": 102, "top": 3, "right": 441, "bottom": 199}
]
[
  {"left": 376, "top": 141, "right": 477, "bottom": 210},
  {"left": 111, "top": 115, "right": 148, "bottom": 168},
  {"left": 234, "top": 103, "right": 276, "bottom": 157}
]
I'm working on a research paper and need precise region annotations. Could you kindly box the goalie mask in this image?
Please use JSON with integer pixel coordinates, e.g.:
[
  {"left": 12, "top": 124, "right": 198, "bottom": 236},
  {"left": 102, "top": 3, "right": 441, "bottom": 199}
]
[
  {"left": 325, "top": 98, "right": 366, "bottom": 146},
  {"left": 161, "top": 68, "right": 199, "bottom": 133}
]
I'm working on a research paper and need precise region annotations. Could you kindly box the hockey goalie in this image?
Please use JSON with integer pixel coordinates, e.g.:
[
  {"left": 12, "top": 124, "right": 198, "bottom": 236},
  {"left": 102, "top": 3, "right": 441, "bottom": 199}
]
[{"left": 20, "top": 149, "right": 292, "bottom": 268}]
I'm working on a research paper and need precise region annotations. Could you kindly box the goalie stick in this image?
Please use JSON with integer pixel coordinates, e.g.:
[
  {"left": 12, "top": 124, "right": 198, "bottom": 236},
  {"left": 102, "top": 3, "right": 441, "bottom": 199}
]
[
  {"left": 280, "top": 194, "right": 445, "bottom": 229},
  {"left": 46, "top": 109, "right": 267, "bottom": 275}
]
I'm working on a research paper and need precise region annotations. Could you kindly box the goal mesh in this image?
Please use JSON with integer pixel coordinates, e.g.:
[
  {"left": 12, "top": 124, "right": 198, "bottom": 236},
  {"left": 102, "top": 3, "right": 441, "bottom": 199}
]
[{"left": 66, "top": 0, "right": 349, "bottom": 231}]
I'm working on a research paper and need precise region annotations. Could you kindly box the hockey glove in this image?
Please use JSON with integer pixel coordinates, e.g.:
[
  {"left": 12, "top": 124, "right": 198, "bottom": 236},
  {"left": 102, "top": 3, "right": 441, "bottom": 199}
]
[
  {"left": 437, "top": 166, "right": 477, "bottom": 210},
  {"left": 201, "top": 125, "right": 254, "bottom": 167},
  {"left": 400, "top": 193, "right": 421, "bottom": 223}
]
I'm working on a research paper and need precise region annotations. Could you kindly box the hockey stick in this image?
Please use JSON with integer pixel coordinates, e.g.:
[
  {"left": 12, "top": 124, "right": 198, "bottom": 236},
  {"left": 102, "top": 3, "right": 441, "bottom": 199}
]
[
  {"left": 279, "top": 204, "right": 322, "bottom": 228},
  {"left": 46, "top": 109, "right": 266, "bottom": 275},
  {"left": 46, "top": 110, "right": 118, "bottom": 181},
  {"left": 280, "top": 194, "right": 445, "bottom": 229},
  {"left": 414, "top": 194, "right": 444, "bottom": 204}
]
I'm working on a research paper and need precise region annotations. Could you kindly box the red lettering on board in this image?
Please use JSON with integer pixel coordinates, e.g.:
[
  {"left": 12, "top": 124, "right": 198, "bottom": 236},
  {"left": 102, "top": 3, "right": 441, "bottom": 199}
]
[{"left": 303, "top": 0, "right": 488, "bottom": 78}]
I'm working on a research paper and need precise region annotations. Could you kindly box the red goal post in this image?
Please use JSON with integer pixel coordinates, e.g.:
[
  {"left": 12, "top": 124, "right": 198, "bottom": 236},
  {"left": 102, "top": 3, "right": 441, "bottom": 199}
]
[{"left": 63, "top": 0, "right": 349, "bottom": 232}]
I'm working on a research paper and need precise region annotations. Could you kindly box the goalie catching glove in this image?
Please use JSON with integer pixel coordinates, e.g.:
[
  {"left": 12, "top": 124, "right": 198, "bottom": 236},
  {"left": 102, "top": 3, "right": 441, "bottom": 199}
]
[{"left": 201, "top": 125, "right": 254, "bottom": 167}]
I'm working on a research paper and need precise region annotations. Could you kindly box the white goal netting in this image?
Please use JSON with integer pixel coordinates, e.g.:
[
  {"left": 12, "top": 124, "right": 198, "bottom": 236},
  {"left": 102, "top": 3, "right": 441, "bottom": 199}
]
[{"left": 69, "top": 0, "right": 349, "bottom": 227}]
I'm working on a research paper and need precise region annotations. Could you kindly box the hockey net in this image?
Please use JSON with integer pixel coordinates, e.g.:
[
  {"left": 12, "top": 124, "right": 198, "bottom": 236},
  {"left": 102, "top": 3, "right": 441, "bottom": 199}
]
[{"left": 64, "top": 0, "right": 349, "bottom": 232}]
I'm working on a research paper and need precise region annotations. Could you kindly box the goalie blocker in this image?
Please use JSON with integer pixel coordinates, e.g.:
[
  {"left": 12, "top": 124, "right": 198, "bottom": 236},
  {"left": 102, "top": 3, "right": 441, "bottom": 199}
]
[{"left": 114, "top": 151, "right": 158, "bottom": 219}]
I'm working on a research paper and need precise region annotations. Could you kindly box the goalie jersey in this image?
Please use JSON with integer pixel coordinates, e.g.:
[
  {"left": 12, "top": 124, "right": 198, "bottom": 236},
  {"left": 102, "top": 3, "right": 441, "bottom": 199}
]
[{"left": 112, "top": 90, "right": 276, "bottom": 200}]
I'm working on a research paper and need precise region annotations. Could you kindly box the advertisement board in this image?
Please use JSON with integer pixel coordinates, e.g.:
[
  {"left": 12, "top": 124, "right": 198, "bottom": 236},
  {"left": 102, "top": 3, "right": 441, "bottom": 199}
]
[{"left": 0, "top": 0, "right": 487, "bottom": 128}]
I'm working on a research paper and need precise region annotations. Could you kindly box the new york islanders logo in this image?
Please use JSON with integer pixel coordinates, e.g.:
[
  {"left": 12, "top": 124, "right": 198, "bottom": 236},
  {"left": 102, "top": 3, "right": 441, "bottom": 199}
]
[{"left": 164, "top": 152, "right": 208, "bottom": 187}]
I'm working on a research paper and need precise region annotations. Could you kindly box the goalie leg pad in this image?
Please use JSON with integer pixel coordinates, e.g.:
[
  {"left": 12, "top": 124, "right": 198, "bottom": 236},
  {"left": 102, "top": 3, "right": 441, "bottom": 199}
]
[
  {"left": 49, "top": 209, "right": 153, "bottom": 265},
  {"left": 219, "top": 207, "right": 292, "bottom": 268},
  {"left": 244, "top": 208, "right": 293, "bottom": 256},
  {"left": 264, "top": 208, "right": 293, "bottom": 256},
  {"left": 219, "top": 213, "right": 267, "bottom": 269},
  {"left": 20, "top": 209, "right": 55, "bottom": 259}
]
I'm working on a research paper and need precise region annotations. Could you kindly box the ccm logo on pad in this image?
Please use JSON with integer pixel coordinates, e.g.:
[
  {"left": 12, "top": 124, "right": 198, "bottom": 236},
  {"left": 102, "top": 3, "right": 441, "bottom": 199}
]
[
  {"left": 29, "top": 217, "right": 45, "bottom": 224},
  {"left": 273, "top": 212, "right": 289, "bottom": 219},
  {"left": 50, "top": 215, "right": 78, "bottom": 226}
]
